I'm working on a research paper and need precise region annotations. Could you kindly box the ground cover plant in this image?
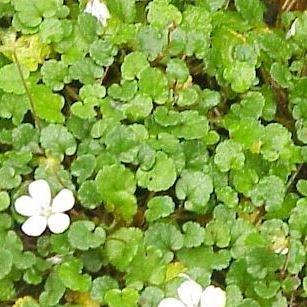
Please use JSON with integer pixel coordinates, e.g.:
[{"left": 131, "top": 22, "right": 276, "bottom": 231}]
[{"left": 0, "top": 0, "right": 306, "bottom": 306}]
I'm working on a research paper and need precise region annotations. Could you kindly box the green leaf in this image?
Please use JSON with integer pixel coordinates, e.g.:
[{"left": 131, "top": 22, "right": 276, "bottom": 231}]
[
  {"left": 0, "top": 213, "right": 12, "bottom": 230},
  {"left": 147, "top": 0, "right": 182, "bottom": 29},
  {"left": 39, "top": 17, "right": 63, "bottom": 43},
  {"left": 71, "top": 154, "right": 96, "bottom": 183},
  {"left": 153, "top": 107, "right": 181, "bottom": 127},
  {"left": 261, "top": 124, "right": 292, "bottom": 161},
  {"left": 104, "top": 288, "right": 139, "bottom": 307},
  {"left": 78, "top": 12, "right": 98, "bottom": 43},
  {"left": 30, "top": 85, "right": 65, "bottom": 123},
  {"left": 216, "top": 186, "right": 238, "bottom": 208},
  {"left": 106, "top": 227, "right": 143, "bottom": 271},
  {"left": 105, "top": 124, "right": 148, "bottom": 163},
  {"left": 0, "top": 63, "right": 29, "bottom": 95},
  {"left": 291, "top": 12, "right": 307, "bottom": 49},
  {"left": 82, "top": 249, "right": 103, "bottom": 273},
  {"left": 254, "top": 280, "right": 280, "bottom": 299},
  {"left": 246, "top": 247, "right": 283, "bottom": 279},
  {"left": 181, "top": 6, "right": 212, "bottom": 58},
  {"left": 96, "top": 164, "right": 137, "bottom": 221},
  {"left": 71, "top": 99, "right": 97, "bottom": 119},
  {"left": 270, "top": 63, "right": 293, "bottom": 88},
  {"left": 145, "top": 196, "right": 175, "bottom": 223},
  {"left": 204, "top": 219, "right": 231, "bottom": 248},
  {"left": 214, "top": 140, "right": 245, "bottom": 172},
  {"left": 289, "top": 198, "right": 307, "bottom": 236},
  {"left": 223, "top": 62, "right": 257, "bottom": 93},
  {"left": 287, "top": 239, "right": 305, "bottom": 274},
  {"left": 121, "top": 51, "right": 149, "bottom": 81},
  {"left": 139, "top": 286, "right": 164, "bottom": 307},
  {"left": 145, "top": 222, "right": 183, "bottom": 255},
  {"left": 58, "top": 258, "right": 92, "bottom": 292},
  {"left": 0, "top": 248, "right": 12, "bottom": 279},
  {"left": 229, "top": 119, "right": 264, "bottom": 151},
  {"left": 235, "top": 0, "right": 264, "bottom": 25},
  {"left": 138, "top": 67, "right": 169, "bottom": 104},
  {"left": 68, "top": 221, "right": 106, "bottom": 251},
  {"left": 80, "top": 84, "right": 106, "bottom": 100},
  {"left": 177, "top": 246, "right": 231, "bottom": 271},
  {"left": 108, "top": 80, "right": 137, "bottom": 102},
  {"left": 69, "top": 58, "right": 104, "bottom": 84},
  {"left": 225, "top": 285, "right": 243, "bottom": 307},
  {"left": 39, "top": 272, "right": 65, "bottom": 306},
  {"left": 166, "top": 59, "right": 189, "bottom": 83},
  {"left": 0, "top": 93, "right": 29, "bottom": 125},
  {"left": 230, "top": 92, "right": 265, "bottom": 120},
  {"left": 176, "top": 87, "right": 199, "bottom": 107},
  {"left": 108, "top": 0, "right": 136, "bottom": 23},
  {"left": 175, "top": 170, "right": 213, "bottom": 213},
  {"left": 41, "top": 60, "right": 69, "bottom": 91},
  {"left": 0, "top": 166, "right": 21, "bottom": 189},
  {"left": 78, "top": 180, "right": 102, "bottom": 210},
  {"left": 91, "top": 276, "right": 119, "bottom": 304},
  {"left": 250, "top": 175, "right": 285, "bottom": 211},
  {"left": 40, "top": 124, "right": 77, "bottom": 158},
  {"left": 182, "top": 221, "right": 205, "bottom": 248},
  {"left": 0, "top": 278, "right": 15, "bottom": 301},
  {"left": 11, "top": 123, "right": 39, "bottom": 151},
  {"left": 136, "top": 151, "right": 177, "bottom": 192},
  {"left": 137, "top": 26, "right": 165, "bottom": 61},
  {"left": 125, "top": 245, "right": 166, "bottom": 286},
  {"left": 0, "top": 191, "right": 10, "bottom": 211},
  {"left": 124, "top": 94, "right": 153, "bottom": 121},
  {"left": 173, "top": 111, "right": 209, "bottom": 140},
  {"left": 90, "top": 39, "right": 118, "bottom": 66},
  {"left": 232, "top": 167, "right": 259, "bottom": 197}
]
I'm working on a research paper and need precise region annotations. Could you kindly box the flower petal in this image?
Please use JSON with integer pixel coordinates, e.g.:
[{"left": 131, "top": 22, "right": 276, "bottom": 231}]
[
  {"left": 29, "top": 179, "right": 51, "bottom": 208},
  {"left": 84, "top": 0, "right": 110, "bottom": 26},
  {"left": 200, "top": 286, "right": 226, "bottom": 307},
  {"left": 51, "top": 189, "right": 74, "bottom": 213},
  {"left": 158, "top": 298, "right": 186, "bottom": 307},
  {"left": 15, "top": 195, "right": 40, "bottom": 216},
  {"left": 21, "top": 215, "right": 47, "bottom": 237},
  {"left": 177, "top": 280, "right": 203, "bottom": 306},
  {"left": 48, "top": 213, "right": 70, "bottom": 234}
]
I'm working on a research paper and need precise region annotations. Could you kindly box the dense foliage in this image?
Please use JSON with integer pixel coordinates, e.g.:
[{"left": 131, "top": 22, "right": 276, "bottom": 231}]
[{"left": 0, "top": 0, "right": 306, "bottom": 306}]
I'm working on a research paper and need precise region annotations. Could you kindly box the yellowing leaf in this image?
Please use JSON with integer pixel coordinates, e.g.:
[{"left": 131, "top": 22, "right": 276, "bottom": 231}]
[{"left": 165, "top": 262, "right": 187, "bottom": 282}]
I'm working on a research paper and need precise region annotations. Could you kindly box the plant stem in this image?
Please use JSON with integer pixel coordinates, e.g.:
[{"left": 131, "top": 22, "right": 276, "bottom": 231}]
[
  {"left": 286, "top": 164, "right": 303, "bottom": 191},
  {"left": 282, "top": 0, "right": 296, "bottom": 11},
  {"left": 13, "top": 51, "right": 41, "bottom": 131}
]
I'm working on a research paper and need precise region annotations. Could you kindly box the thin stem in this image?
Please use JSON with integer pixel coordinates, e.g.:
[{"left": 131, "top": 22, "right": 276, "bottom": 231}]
[
  {"left": 286, "top": 164, "right": 303, "bottom": 191},
  {"left": 282, "top": 0, "right": 296, "bottom": 11},
  {"left": 281, "top": 0, "right": 291, "bottom": 10},
  {"left": 289, "top": 292, "right": 295, "bottom": 307},
  {"left": 100, "top": 65, "right": 110, "bottom": 84},
  {"left": 13, "top": 51, "right": 41, "bottom": 130}
]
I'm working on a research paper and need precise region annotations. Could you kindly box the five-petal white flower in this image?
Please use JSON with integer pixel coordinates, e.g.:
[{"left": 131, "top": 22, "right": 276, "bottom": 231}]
[
  {"left": 14, "top": 179, "right": 74, "bottom": 237},
  {"left": 158, "top": 278, "right": 226, "bottom": 307},
  {"left": 200, "top": 285, "right": 227, "bottom": 307},
  {"left": 84, "top": 0, "right": 110, "bottom": 26}
]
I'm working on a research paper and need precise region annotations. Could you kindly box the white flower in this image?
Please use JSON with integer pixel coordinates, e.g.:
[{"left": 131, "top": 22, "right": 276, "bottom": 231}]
[
  {"left": 200, "top": 286, "right": 226, "bottom": 307},
  {"left": 158, "top": 280, "right": 202, "bottom": 307},
  {"left": 158, "top": 279, "right": 226, "bottom": 307},
  {"left": 14, "top": 179, "right": 74, "bottom": 237},
  {"left": 286, "top": 18, "right": 298, "bottom": 39},
  {"left": 84, "top": 0, "right": 110, "bottom": 26}
]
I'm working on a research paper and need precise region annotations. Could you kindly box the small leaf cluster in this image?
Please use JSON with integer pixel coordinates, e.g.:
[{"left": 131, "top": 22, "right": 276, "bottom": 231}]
[{"left": 0, "top": 0, "right": 307, "bottom": 306}]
